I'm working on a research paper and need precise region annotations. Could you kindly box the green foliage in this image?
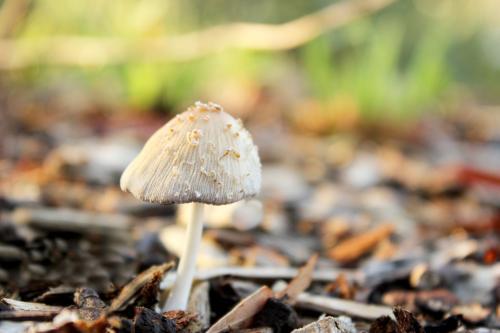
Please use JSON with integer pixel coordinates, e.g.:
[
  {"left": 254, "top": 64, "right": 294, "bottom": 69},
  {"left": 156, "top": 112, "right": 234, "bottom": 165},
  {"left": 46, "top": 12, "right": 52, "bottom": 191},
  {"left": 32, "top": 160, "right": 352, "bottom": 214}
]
[
  {"left": 301, "top": 13, "right": 454, "bottom": 121},
  {"left": 4, "top": 0, "right": 500, "bottom": 122}
]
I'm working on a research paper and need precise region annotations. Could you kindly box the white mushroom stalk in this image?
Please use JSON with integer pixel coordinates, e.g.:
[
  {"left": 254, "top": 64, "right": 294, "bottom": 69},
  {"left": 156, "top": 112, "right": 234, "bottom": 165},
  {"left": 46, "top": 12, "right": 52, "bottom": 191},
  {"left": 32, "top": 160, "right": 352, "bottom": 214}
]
[
  {"left": 120, "top": 101, "right": 261, "bottom": 312},
  {"left": 165, "top": 202, "right": 204, "bottom": 310}
]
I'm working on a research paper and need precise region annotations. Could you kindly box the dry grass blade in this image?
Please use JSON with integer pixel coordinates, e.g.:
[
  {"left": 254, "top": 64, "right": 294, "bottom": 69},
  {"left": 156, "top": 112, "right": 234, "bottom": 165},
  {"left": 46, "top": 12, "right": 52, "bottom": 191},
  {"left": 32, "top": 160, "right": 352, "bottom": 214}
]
[
  {"left": 206, "top": 286, "right": 274, "bottom": 333},
  {"left": 276, "top": 254, "right": 318, "bottom": 303},
  {"left": 108, "top": 262, "right": 173, "bottom": 313}
]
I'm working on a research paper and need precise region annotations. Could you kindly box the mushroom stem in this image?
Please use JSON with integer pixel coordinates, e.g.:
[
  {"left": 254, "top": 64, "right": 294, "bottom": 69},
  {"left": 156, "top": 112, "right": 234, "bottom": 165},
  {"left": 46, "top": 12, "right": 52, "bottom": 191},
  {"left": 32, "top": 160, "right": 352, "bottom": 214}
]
[{"left": 162, "top": 202, "right": 204, "bottom": 311}]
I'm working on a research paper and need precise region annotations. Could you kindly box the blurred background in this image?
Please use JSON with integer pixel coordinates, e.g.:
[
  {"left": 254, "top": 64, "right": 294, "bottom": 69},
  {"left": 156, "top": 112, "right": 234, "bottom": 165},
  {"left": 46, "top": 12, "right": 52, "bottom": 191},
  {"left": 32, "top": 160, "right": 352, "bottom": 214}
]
[
  {"left": 0, "top": 0, "right": 498, "bottom": 321},
  {"left": 0, "top": 0, "right": 499, "bottom": 126}
]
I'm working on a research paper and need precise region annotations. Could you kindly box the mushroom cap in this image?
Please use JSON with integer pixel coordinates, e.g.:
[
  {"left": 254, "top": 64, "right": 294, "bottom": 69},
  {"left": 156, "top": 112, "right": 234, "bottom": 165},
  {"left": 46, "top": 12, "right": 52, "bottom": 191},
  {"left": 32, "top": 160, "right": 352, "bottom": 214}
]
[{"left": 120, "top": 102, "right": 261, "bottom": 205}]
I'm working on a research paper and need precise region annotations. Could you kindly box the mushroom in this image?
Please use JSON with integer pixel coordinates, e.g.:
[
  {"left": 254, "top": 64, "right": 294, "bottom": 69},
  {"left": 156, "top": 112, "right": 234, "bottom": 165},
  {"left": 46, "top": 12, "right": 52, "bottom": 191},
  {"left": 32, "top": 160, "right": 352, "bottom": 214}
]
[{"left": 120, "top": 101, "right": 261, "bottom": 311}]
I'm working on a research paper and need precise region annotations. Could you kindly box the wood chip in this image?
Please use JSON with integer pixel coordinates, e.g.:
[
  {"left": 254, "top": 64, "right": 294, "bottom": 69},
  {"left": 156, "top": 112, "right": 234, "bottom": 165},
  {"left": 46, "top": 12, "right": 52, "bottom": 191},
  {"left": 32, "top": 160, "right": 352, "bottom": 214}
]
[
  {"left": 0, "top": 310, "right": 60, "bottom": 322},
  {"left": 163, "top": 310, "right": 202, "bottom": 333},
  {"left": 276, "top": 254, "right": 318, "bottom": 303},
  {"left": 292, "top": 316, "right": 356, "bottom": 333},
  {"left": 238, "top": 328, "right": 273, "bottom": 333},
  {"left": 0, "top": 244, "right": 26, "bottom": 262},
  {"left": 325, "top": 273, "right": 355, "bottom": 300},
  {"left": 108, "top": 262, "right": 173, "bottom": 313},
  {"left": 329, "top": 223, "right": 394, "bottom": 263},
  {"left": 206, "top": 286, "right": 274, "bottom": 333},
  {"left": 1, "top": 298, "right": 62, "bottom": 312},
  {"left": 187, "top": 281, "right": 211, "bottom": 330},
  {"left": 239, "top": 327, "right": 274, "bottom": 333},
  {"left": 74, "top": 288, "right": 106, "bottom": 321}
]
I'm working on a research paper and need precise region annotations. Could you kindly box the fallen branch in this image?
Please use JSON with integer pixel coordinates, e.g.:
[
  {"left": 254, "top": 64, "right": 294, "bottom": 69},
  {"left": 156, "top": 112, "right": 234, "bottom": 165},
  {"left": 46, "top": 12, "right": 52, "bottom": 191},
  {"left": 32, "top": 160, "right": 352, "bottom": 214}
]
[{"left": 0, "top": 0, "right": 397, "bottom": 68}]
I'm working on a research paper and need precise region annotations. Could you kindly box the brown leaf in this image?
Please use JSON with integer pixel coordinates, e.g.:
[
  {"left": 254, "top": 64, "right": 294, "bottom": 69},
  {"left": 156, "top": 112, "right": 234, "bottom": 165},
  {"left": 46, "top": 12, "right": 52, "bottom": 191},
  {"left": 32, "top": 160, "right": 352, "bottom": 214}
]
[{"left": 206, "top": 286, "right": 274, "bottom": 333}]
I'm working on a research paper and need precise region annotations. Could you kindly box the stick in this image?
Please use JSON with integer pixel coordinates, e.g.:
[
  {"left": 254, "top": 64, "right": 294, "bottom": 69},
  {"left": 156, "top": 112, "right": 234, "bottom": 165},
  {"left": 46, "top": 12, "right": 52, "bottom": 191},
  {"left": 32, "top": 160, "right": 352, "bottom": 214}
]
[
  {"left": 296, "top": 292, "right": 393, "bottom": 320},
  {"left": 195, "top": 266, "right": 360, "bottom": 282}
]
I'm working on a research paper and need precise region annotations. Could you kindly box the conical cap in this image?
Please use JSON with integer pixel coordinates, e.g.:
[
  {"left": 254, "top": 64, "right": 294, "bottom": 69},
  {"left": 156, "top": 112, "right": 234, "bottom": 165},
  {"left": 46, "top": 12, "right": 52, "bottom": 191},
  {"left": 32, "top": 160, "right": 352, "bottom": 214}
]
[{"left": 120, "top": 102, "right": 261, "bottom": 205}]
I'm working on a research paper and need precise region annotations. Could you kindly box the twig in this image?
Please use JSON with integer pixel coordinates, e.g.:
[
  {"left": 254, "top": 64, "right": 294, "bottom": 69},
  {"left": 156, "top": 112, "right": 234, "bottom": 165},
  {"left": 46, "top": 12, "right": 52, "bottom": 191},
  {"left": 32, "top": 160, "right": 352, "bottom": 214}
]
[
  {"left": 195, "top": 266, "right": 360, "bottom": 282},
  {"left": 296, "top": 292, "right": 393, "bottom": 320},
  {"left": 0, "top": 0, "right": 397, "bottom": 69}
]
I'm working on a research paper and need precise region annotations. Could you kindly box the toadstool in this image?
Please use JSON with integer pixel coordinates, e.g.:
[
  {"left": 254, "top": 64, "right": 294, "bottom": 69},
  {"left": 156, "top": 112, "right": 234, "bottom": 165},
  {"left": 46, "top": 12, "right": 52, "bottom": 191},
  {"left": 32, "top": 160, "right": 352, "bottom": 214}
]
[{"left": 120, "top": 101, "right": 261, "bottom": 311}]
